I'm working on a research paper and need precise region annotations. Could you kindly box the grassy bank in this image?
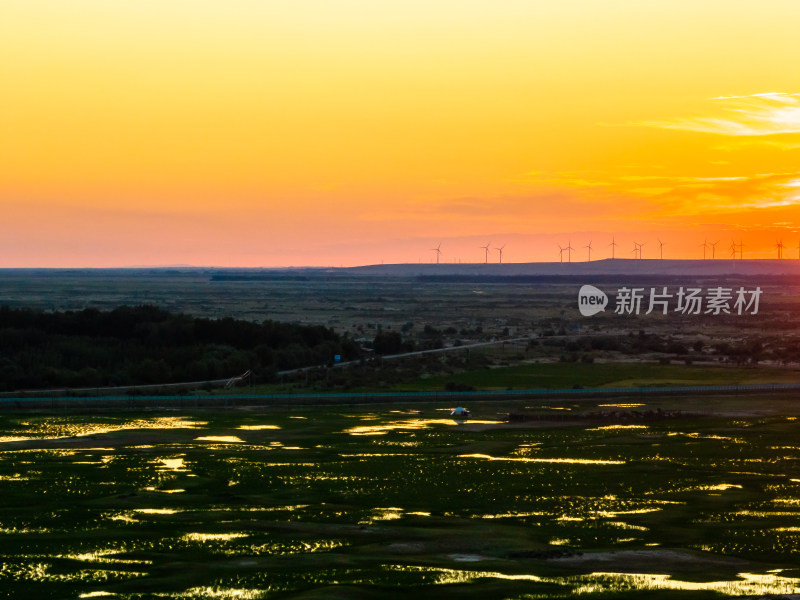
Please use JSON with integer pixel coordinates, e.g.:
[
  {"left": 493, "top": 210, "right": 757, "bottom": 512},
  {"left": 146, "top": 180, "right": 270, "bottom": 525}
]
[
  {"left": 258, "top": 361, "right": 800, "bottom": 395},
  {"left": 403, "top": 361, "right": 800, "bottom": 391}
]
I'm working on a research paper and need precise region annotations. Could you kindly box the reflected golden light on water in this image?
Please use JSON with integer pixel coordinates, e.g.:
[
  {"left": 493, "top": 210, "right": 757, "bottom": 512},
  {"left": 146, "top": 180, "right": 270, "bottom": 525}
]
[
  {"left": 382, "top": 564, "right": 544, "bottom": 584},
  {"left": 697, "top": 484, "right": 742, "bottom": 491},
  {"left": 51, "top": 549, "right": 152, "bottom": 566},
  {"left": 0, "top": 561, "right": 147, "bottom": 583},
  {"left": 0, "top": 417, "right": 207, "bottom": 442},
  {"left": 133, "top": 508, "right": 180, "bottom": 515},
  {"left": 157, "top": 587, "right": 263, "bottom": 599},
  {"left": 339, "top": 453, "right": 411, "bottom": 458},
  {"left": 668, "top": 432, "right": 733, "bottom": 441},
  {"left": 250, "top": 540, "right": 346, "bottom": 555},
  {"left": 157, "top": 457, "right": 188, "bottom": 472},
  {"left": 459, "top": 453, "right": 625, "bottom": 465},
  {"left": 108, "top": 513, "right": 137, "bottom": 524},
  {"left": 596, "top": 508, "right": 662, "bottom": 517},
  {"left": 571, "top": 571, "right": 800, "bottom": 595},
  {"left": 239, "top": 505, "right": 309, "bottom": 512},
  {"left": 182, "top": 533, "right": 249, "bottom": 542},
  {"left": 378, "top": 566, "right": 800, "bottom": 595},
  {"left": 144, "top": 487, "right": 185, "bottom": 494},
  {"left": 477, "top": 511, "right": 545, "bottom": 519},
  {"left": 5, "top": 408, "right": 800, "bottom": 594},
  {"left": 586, "top": 425, "right": 648, "bottom": 431},
  {"left": 607, "top": 521, "right": 649, "bottom": 531},
  {"left": 773, "top": 497, "right": 800, "bottom": 505},
  {"left": 343, "top": 418, "right": 503, "bottom": 435},
  {"left": 735, "top": 510, "right": 800, "bottom": 517},
  {"left": 0, "top": 526, "right": 51, "bottom": 534},
  {"left": 363, "top": 507, "right": 404, "bottom": 523}
]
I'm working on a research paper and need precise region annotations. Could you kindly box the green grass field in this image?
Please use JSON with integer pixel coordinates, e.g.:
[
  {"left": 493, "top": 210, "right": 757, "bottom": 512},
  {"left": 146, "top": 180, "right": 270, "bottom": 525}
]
[
  {"left": 250, "top": 360, "right": 800, "bottom": 397},
  {"left": 391, "top": 361, "right": 800, "bottom": 392},
  {"left": 1, "top": 397, "right": 800, "bottom": 598}
]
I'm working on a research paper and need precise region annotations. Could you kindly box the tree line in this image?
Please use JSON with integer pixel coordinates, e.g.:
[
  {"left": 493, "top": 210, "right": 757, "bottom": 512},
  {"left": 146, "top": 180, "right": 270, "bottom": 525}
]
[{"left": 0, "top": 305, "right": 361, "bottom": 391}]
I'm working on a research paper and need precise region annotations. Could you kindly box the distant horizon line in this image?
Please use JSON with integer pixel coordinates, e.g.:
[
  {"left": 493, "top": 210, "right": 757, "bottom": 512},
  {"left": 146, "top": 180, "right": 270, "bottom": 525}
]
[{"left": 3, "top": 257, "right": 800, "bottom": 270}]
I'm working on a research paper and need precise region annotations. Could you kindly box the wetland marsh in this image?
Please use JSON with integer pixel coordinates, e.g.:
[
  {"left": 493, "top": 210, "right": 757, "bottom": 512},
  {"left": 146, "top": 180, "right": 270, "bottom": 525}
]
[
  {"left": 1, "top": 397, "right": 800, "bottom": 599},
  {"left": 3, "top": 268, "right": 800, "bottom": 598}
]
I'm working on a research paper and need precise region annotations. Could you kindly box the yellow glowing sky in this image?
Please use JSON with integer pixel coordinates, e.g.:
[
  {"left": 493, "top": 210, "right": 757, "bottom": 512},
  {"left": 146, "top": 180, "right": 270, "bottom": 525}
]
[{"left": 2, "top": 1, "right": 800, "bottom": 266}]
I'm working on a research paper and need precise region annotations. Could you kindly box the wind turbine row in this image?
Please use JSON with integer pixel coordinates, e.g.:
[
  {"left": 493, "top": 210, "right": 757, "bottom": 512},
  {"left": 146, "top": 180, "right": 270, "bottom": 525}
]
[
  {"left": 560, "top": 238, "right": 651, "bottom": 262},
  {"left": 429, "top": 242, "right": 507, "bottom": 264},
  {"left": 478, "top": 242, "right": 506, "bottom": 263},
  {"left": 557, "top": 241, "right": 574, "bottom": 263},
  {"left": 428, "top": 237, "right": 800, "bottom": 264}
]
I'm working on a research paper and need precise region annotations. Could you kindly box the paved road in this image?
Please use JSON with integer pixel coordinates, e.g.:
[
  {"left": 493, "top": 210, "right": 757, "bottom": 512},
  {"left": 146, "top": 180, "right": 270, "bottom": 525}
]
[{"left": 278, "top": 335, "right": 536, "bottom": 376}]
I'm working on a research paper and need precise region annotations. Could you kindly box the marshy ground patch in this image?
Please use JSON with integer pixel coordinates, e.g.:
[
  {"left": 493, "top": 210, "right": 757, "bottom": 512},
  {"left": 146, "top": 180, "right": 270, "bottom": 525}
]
[{"left": 1, "top": 398, "right": 800, "bottom": 598}]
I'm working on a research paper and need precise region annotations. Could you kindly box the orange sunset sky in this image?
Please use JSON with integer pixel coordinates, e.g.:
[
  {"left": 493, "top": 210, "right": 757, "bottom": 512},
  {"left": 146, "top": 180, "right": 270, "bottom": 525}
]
[{"left": 2, "top": 1, "right": 800, "bottom": 267}]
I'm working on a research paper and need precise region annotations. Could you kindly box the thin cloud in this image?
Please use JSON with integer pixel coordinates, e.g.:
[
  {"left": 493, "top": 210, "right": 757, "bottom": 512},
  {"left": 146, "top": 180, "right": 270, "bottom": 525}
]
[
  {"left": 740, "top": 198, "right": 800, "bottom": 209},
  {"left": 512, "top": 170, "right": 800, "bottom": 222},
  {"left": 711, "top": 92, "right": 799, "bottom": 102},
  {"left": 636, "top": 172, "right": 800, "bottom": 213},
  {"left": 635, "top": 93, "right": 800, "bottom": 136}
]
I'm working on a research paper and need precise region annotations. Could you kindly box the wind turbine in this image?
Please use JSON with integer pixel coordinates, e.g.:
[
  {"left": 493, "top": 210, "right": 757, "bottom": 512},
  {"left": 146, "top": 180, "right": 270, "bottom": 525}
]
[
  {"left": 495, "top": 244, "right": 506, "bottom": 264},
  {"left": 710, "top": 240, "right": 719, "bottom": 259},
  {"left": 566, "top": 241, "right": 574, "bottom": 263},
  {"left": 609, "top": 237, "right": 618, "bottom": 259},
  {"left": 632, "top": 243, "right": 639, "bottom": 260},
  {"left": 431, "top": 243, "right": 442, "bottom": 264},
  {"left": 700, "top": 239, "right": 709, "bottom": 260},
  {"left": 585, "top": 240, "right": 593, "bottom": 262},
  {"left": 480, "top": 242, "right": 491, "bottom": 264},
  {"left": 558, "top": 245, "right": 565, "bottom": 263},
  {"left": 738, "top": 241, "right": 744, "bottom": 260},
  {"left": 637, "top": 241, "right": 646, "bottom": 260},
  {"left": 658, "top": 239, "right": 665, "bottom": 260},
  {"left": 729, "top": 240, "right": 737, "bottom": 259},
  {"left": 777, "top": 240, "right": 784, "bottom": 259}
]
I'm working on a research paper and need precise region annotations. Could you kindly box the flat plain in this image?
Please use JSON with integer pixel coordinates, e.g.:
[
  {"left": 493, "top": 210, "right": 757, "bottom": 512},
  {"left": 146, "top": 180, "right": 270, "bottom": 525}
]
[{"left": 2, "top": 267, "right": 800, "bottom": 598}]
